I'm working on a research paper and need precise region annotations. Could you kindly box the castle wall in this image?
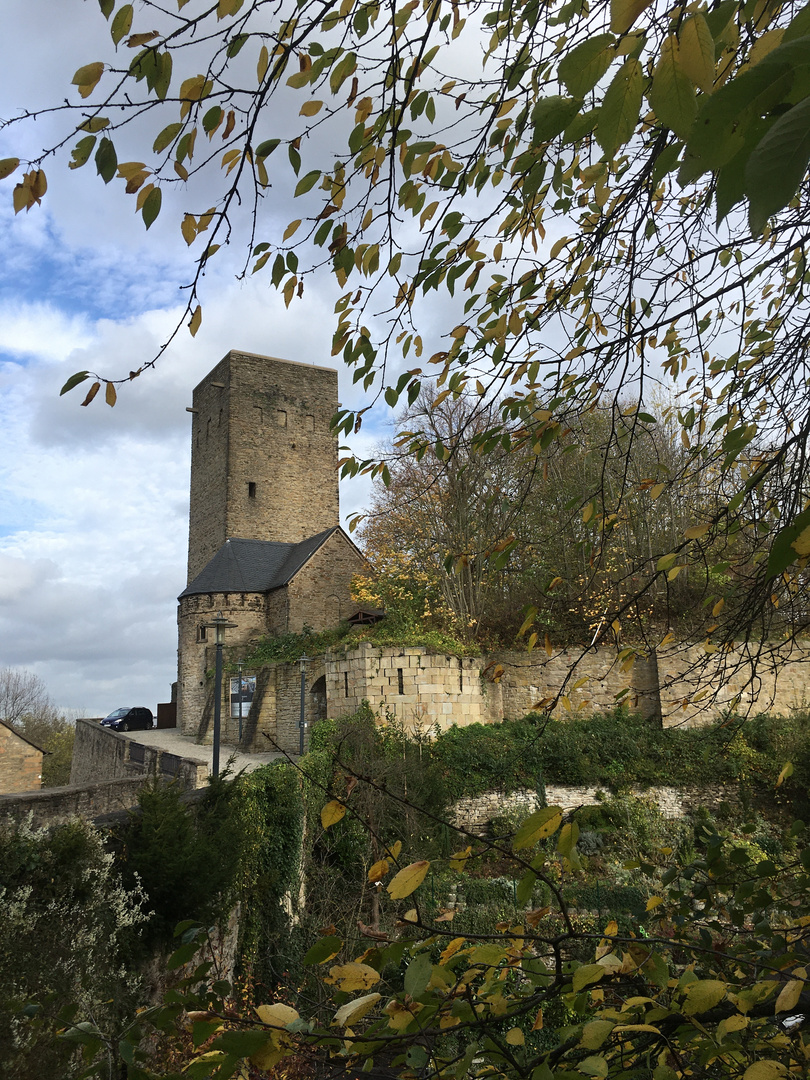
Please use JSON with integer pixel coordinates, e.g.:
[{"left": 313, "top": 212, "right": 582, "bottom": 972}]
[
  {"left": 186, "top": 351, "right": 340, "bottom": 582},
  {"left": 324, "top": 644, "right": 502, "bottom": 731},
  {"left": 177, "top": 591, "right": 270, "bottom": 734}
]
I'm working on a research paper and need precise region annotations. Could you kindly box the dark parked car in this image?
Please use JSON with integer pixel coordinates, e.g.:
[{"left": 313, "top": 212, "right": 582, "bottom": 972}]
[{"left": 100, "top": 707, "right": 154, "bottom": 732}]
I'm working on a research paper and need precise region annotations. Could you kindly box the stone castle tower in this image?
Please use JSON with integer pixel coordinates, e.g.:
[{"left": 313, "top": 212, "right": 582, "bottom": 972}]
[
  {"left": 187, "top": 350, "right": 340, "bottom": 582},
  {"left": 177, "top": 349, "right": 368, "bottom": 740}
]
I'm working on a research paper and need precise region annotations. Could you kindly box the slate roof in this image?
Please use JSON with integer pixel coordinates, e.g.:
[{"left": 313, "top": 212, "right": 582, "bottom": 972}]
[{"left": 179, "top": 528, "right": 340, "bottom": 598}]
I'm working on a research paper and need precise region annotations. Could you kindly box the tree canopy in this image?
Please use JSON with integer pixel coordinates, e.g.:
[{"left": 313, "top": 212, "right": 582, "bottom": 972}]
[{"left": 5, "top": 0, "right": 810, "bottom": 663}]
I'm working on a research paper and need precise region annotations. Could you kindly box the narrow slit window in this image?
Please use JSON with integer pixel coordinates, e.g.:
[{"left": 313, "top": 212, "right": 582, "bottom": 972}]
[
  {"left": 248, "top": 482, "right": 256, "bottom": 498},
  {"left": 397, "top": 668, "right": 404, "bottom": 695},
  {"left": 459, "top": 659, "right": 463, "bottom": 691},
  {"left": 198, "top": 626, "right": 208, "bottom": 642},
  {"left": 344, "top": 671, "right": 349, "bottom": 697}
]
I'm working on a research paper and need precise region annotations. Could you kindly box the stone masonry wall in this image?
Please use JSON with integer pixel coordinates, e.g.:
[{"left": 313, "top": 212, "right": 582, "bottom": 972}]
[
  {"left": 0, "top": 723, "right": 43, "bottom": 793},
  {"left": 178, "top": 590, "right": 269, "bottom": 734},
  {"left": 187, "top": 351, "right": 340, "bottom": 582},
  {"left": 324, "top": 644, "right": 502, "bottom": 732},
  {"left": 70, "top": 718, "right": 207, "bottom": 788},
  {"left": 286, "top": 531, "right": 368, "bottom": 634},
  {"left": 493, "top": 640, "right": 810, "bottom": 726},
  {"left": 452, "top": 783, "right": 742, "bottom": 835}
]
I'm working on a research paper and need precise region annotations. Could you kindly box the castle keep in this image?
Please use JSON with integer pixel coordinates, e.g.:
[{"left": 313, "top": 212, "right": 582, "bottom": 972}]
[{"left": 177, "top": 351, "right": 367, "bottom": 735}]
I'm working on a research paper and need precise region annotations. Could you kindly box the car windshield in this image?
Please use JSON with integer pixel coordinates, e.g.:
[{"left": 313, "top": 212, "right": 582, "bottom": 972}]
[{"left": 104, "top": 708, "right": 129, "bottom": 720}]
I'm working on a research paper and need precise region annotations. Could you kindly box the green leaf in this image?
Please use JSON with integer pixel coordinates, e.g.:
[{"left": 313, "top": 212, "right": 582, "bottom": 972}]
[
  {"left": 330, "top": 52, "right": 357, "bottom": 94},
  {"left": 404, "top": 953, "right": 433, "bottom": 997},
  {"left": 60, "top": 371, "right": 90, "bottom": 396},
  {"left": 573, "top": 964, "right": 606, "bottom": 991},
  {"left": 513, "top": 806, "right": 563, "bottom": 850},
  {"left": 98, "top": 0, "right": 114, "bottom": 17},
  {"left": 768, "top": 507, "right": 810, "bottom": 576},
  {"left": 745, "top": 95, "right": 810, "bottom": 233},
  {"left": 111, "top": 4, "right": 133, "bottom": 45},
  {"left": 212, "top": 1029, "right": 273, "bottom": 1056},
  {"left": 611, "top": 0, "right": 652, "bottom": 34},
  {"left": 303, "top": 936, "right": 343, "bottom": 965},
  {"left": 166, "top": 938, "right": 200, "bottom": 970},
  {"left": 153, "top": 122, "right": 182, "bottom": 154},
  {"left": 154, "top": 51, "right": 172, "bottom": 99},
  {"left": 94, "top": 137, "right": 117, "bottom": 183},
  {"left": 78, "top": 117, "right": 110, "bottom": 133},
  {"left": 142, "top": 186, "right": 162, "bottom": 229},
  {"left": 294, "top": 169, "right": 321, "bottom": 196},
  {"left": 531, "top": 96, "right": 582, "bottom": 143},
  {"left": 558, "top": 35, "right": 615, "bottom": 99},
  {"left": 650, "top": 36, "right": 697, "bottom": 138},
  {"left": 69, "top": 136, "right": 97, "bottom": 169},
  {"left": 678, "top": 14, "right": 715, "bottom": 93},
  {"left": 256, "top": 138, "right": 280, "bottom": 158},
  {"left": 596, "top": 59, "right": 643, "bottom": 157},
  {"left": 683, "top": 978, "right": 727, "bottom": 1015}
]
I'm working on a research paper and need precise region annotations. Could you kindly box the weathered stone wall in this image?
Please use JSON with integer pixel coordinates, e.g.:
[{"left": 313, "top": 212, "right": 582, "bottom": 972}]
[
  {"left": 0, "top": 776, "right": 152, "bottom": 828},
  {"left": 324, "top": 644, "right": 502, "bottom": 731},
  {"left": 70, "top": 718, "right": 207, "bottom": 788},
  {"left": 492, "top": 641, "right": 810, "bottom": 726},
  {"left": 0, "top": 722, "right": 44, "bottom": 793},
  {"left": 452, "top": 783, "right": 742, "bottom": 834},
  {"left": 285, "top": 531, "right": 367, "bottom": 634},
  {"left": 186, "top": 351, "right": 340, "bottom": 582},
  {"left": 177, "top": 590, "right": 270, "bottom": 733}
]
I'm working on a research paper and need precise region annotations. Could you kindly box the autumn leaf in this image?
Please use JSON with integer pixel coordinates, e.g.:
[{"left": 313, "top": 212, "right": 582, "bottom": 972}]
[
  {"left": 387, "top": 860, "right": 430, "bottom": 898},
  {"left": 321, "top": 800, "right": 347, "bottom": 828}
]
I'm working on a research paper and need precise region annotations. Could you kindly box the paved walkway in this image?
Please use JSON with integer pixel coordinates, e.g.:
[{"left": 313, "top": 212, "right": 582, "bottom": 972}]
[{"left": 127, "top": 727, "right": 287, "bottom": 776}]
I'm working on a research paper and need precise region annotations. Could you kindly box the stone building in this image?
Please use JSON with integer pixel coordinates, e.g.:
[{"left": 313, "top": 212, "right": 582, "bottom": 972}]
[
  {"left": 177, "top": 351, "right": 368, "bottom": 735},
  {"left": 0, "top": 721, "right": 45, "bottom": 793}
]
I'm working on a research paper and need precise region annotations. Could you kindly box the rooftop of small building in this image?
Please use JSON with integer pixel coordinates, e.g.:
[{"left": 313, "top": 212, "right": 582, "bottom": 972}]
[{"left": 179, "top": 527, "right": 342, "bottom": 598}]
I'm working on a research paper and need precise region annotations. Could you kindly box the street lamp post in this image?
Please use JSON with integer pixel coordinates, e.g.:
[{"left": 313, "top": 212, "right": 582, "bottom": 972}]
[
  {"left": 205, "top": 611, "right": 237, "bottom": 778},
  {"left": 236, "top": 659, "right": 245, "bottom": 743},
  {"left": 298, "top": 655, "right": 309, "bottom": 756}
]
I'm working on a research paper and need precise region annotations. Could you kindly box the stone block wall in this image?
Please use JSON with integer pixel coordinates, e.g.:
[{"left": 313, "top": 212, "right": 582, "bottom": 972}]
[
  {"left": 187, "top": 351, "right": 340, "bottom": 582},
  {"left": 285, "top": 531, "right": 368, "bottom": 634},
  {"left": 324, "top": 644, "right": 501, "bottom": 732},
  {"left": 70, "top": 718, "right": 207, "bottom": 788},
  {"left": 0, "top": 722, "right": 44, "bottom": 793},
  {"left": 452, "top": 783, "right": 742, "bottom": 835},
  {"left": 177, "top": 590, "right": 269, "bottom": 733}
]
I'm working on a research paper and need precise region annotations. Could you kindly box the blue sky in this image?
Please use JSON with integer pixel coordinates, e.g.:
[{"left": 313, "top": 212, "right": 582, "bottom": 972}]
[{"left": 0, "top": 0, "right": 385, "bottom": 715}]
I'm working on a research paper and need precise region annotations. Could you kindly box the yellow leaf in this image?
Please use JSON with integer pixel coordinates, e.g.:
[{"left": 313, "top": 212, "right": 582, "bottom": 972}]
[
  {"left": 581, "top": 1020, "right": 615, "bottom": 1049},
  {"left": 792, "top": 524, "right": 810, "bottom": 556},
  {"left": 449, "top": 846, "right": 471, "bottom": 871},
  {"left": 776, "top": 762, "right": 794, "bottom": 788},
  {"left": 189, "top": 305, "right": 202, "bottom": 337},
  {"left": 549, "top": 235, "right": 569, "bottom": 260},
  {"left": 0, "top": 157, "right": 21, "bottom": 180},
  {"left": 611, "top": 0, "right": 652, "bottom": 32},
  {"left": 387, "top": 860, "right": 430, "bottom": 899},
  {"left": 683, "top": 978, "right": 727, "bottom": 1015},
  {"left": 333, "top": 992, "right": 382, "bottom": 1027},
  {"left": 327, "top": 963, "right": 380, "bottom": 992},
  {"left": 685, "top": 523, "right": 709, "bottom": 539},
  {"left": 743, "top": 1064, "right": 788, "bottom": 1080},
  {"left": 181, "top": 215, "right": 197, "bottom": 245},
  {"left": 582, "top": 501, "right": 595, "bottom": 524},
  {"left": 257, "top": 45, "right": 269, "bottom": 83},
  {"left": 439, "top": 937, "right": 467, "bottom": 964},
  {"left": 645, "top": 896, "right": 663, "bottom": 911},
  {"left": 321, "top": 800, "right": 347, "bottom": 828},
  {"left": 105, "top": 381, "right": 117, "bottom": 407},
  {"left": 604, "top": 920, "right": 618, "bottom": 936},
  {"left": 81, "top": 381, "right": 101, "bottom": 407},
  {"left": 650, "top": 482, "right": 665, "bottom": 499},
  {"left": 256, "top": 1003, "right": 300, "bottom": 1030},
  {"left": 678, "top": 14, "right": 715, "bottom": 92},
  {"left": 368, "top": 859, "right": 390, "bottom": 882},
  {"left": 667, "top": 566, "right": 682, "bottom": 581},
  {"left": 775, "top": 979, "right": 803, "bottom": 1014},
  {"left": 300, "top": 99, "right": 324, "bottom": 116},
  {"left": 386, "top": 840, "right": 402, "bottom": 860},
  {"left": 505, "top": 1028, "right": 525, "bottom": 1045},
  {"left": 385, "top": 1000, "right": 421, "bottom": 1030},
  {"left": 72, "top": 62, "right": 105, "bottom": 98},
  {"left": 712, "top": 598, "right": 725, "bottom": 616},
  {"left": 283, "top": 219, "right": 302, "bottom": 241}
]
